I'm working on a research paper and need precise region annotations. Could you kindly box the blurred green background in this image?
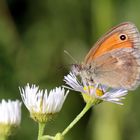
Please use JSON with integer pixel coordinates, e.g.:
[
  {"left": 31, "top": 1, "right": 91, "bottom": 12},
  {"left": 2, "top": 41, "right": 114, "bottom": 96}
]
[{"left": 1, "top": 0, "right": 140, "bottom": 140}]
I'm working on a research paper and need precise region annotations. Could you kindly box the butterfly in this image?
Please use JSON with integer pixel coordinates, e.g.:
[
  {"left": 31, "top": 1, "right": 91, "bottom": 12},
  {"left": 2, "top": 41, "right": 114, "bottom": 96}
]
[{"left": 72, "top": 22, "right": 140, "bottom": 90}]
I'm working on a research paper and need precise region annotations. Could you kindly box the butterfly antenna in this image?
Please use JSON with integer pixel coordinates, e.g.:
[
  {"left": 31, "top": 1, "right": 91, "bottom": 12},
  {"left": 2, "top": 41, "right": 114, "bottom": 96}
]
[{"left": 64, "top": 50, "right": 78, "bottom": 63}]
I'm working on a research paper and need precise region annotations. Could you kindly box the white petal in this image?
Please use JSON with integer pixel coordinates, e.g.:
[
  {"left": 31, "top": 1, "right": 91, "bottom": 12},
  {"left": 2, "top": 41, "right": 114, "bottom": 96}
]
[
  {"left": 99, "top": 88, "right": 128, "bottom": 104},
  {"left": 64, "top": 72, "right": 85, "bottom": 93}
]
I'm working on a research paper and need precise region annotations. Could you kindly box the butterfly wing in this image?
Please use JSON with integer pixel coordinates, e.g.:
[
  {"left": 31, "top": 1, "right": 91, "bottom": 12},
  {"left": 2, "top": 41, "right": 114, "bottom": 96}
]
[
  {"left": 83, "top": 22, "right": 140, "bottom": 90},
  {"left": 92, "top": 48, "right": 140, "bottom": 90},
  {"left": 84, "top": 22, "right": 140, "bottom": 64}
]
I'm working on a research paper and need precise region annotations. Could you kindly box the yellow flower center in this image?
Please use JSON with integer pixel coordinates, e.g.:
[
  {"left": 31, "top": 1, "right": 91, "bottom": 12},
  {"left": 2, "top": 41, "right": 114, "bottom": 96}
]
[
  {"left": 82, "top": 86, "right": 104, "bottom": 104},
  {"left": 83, "top": 86, "right": 104, "bottom": 96},
  {"left": 0, "top": 123, "right": 18, "bottom": 137},
  {"left": 30, "top": 112, "right": 55, "bottom": 123}
]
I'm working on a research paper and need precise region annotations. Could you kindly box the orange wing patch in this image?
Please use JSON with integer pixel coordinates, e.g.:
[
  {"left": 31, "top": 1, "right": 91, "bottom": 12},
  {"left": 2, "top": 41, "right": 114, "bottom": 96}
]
[
  {"left": 85, "top": 33, "right": 133, "bottom": 64},
  {"left": 84, "top": 22, "right": 140, "bottom": 64}
]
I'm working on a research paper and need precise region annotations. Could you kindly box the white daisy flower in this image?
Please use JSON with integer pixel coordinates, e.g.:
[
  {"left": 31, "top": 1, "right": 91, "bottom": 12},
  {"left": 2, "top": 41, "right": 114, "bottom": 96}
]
[
  {"left": 0, "top": 100, "right": 21, "bottom": 125},
  {"left": 0, "top": 100, "right": 22, "bottom": 136},
  {"left": 64, "top": 72, "right": 128, "bottom": 105},
  {"left": 19, "top": 83, "right": 69, "bottom": 122}
]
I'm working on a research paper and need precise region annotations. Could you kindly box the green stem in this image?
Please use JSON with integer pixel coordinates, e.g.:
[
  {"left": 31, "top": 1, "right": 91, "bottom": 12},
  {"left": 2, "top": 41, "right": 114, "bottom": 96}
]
[
  {"left": 62, "top": 102, "right": 93, "bottom": 136},
  {"left": 38, "top": 123, "right": 46, "bottom": 140},
  {"left": 41, "top": 135, "right": 54, "bottom": 140}
]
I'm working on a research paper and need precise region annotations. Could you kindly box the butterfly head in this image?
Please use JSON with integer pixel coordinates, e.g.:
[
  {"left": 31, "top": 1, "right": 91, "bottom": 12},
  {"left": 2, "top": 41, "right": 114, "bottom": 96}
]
[
  {"left": 71, "top": 63, "right": 96, "bottom": 83},
  {"left": 71, "top": 64, "right": 83, "bottom": 76}
]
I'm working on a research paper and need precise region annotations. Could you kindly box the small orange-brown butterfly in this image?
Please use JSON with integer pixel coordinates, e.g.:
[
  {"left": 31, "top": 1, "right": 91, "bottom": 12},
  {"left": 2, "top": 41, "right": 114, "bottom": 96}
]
[{"left": 72, "top": 22, "right": 140, "bottom": 90}]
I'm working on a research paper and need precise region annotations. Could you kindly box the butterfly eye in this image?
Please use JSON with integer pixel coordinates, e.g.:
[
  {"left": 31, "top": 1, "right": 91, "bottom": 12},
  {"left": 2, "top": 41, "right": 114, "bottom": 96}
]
[{"left": 119, "top": 34, "right": 127, "bottom": 41}]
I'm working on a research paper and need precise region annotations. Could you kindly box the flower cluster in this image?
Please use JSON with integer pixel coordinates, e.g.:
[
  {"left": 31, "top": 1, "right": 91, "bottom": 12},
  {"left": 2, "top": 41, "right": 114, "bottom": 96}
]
[{"left": 0, "top": 70, "right": 130, "bottom": 139}]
